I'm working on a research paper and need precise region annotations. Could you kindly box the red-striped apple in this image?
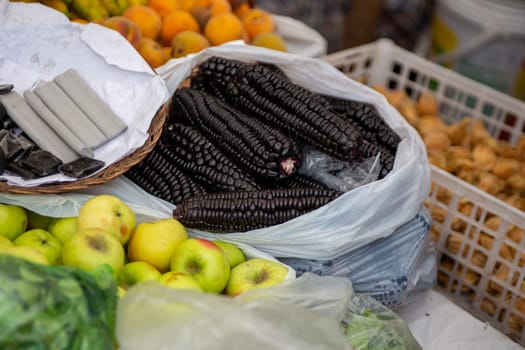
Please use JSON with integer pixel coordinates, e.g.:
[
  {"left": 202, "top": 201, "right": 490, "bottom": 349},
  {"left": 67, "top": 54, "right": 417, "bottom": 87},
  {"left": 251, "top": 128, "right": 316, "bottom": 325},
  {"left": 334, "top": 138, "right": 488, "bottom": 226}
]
[{"left": 170, "top": 238, "right": 230, "bottom": 293}]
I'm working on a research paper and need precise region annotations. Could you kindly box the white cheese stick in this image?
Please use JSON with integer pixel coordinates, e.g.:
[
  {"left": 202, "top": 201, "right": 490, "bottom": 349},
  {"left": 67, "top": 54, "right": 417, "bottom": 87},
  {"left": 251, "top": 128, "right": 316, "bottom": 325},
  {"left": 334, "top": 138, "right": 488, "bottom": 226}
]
[
  {"left": 34, "top": 81, "right": 107, "bottom": 150},
  {"left": 54, "top": 69, "right": 127, "bottom": 140},
  {"left": 24, "top": 90, "right": 93, "bottom": 159},
  {"left": 0, "top": 92, "right": 79, "bottom": 163}
]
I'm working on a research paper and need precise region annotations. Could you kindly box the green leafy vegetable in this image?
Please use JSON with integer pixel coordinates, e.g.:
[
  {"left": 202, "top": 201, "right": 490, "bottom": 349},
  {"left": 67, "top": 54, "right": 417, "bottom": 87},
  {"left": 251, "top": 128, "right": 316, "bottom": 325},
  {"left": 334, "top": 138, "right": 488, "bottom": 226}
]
[{"left": 0, "top": 254, "right": 117, "bottom": 350}]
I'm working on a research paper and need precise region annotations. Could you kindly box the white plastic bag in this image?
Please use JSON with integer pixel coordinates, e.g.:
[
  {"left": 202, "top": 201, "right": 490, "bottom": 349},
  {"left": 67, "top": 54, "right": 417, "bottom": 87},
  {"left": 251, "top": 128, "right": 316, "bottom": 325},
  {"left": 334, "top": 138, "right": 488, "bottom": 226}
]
[
  {"left": 116, "top": 274, "right": 353, "bottom": 350},
  {"left": 157, "top": 44, "right": 431, "bottom": 260}
]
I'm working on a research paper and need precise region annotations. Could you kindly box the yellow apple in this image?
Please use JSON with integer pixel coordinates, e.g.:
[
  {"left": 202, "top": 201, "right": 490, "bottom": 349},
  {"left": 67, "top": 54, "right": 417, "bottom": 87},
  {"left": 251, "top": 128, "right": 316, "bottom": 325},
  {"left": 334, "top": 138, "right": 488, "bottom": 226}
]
[
  {"left": 77, "top": 194, "right": 136, "bottom": 245},
  {"left": 225, "top": 258, "right": 289, "bottom": 296},
  {"left": 0, "top": 235, "right": 13, "bottom": 247},
  {"left": 127, "top": 218, "right": 188, "bottom": 273},
  {"left": 0, "top": 245, "right": 49, "bottom": 265},
  {"left": 0, "top": 203, "right": 28, "bottom": 240},
  {"left": 119, "top": 261, "right": 161, "bottom": 289},
  {"left": 158, "top": 271, "right": 203, "bottom": 292},
  {"left": 213, "top": 240, "right": 246, "bottom": 268},
  {"left": 13, "top": 229, "right": 62, "bottom": 265},
  {"left": 48, "top": 217, "right": 78, "bottom": 244},
  {"left": 61, "top": 227, "right": 125, "bottom": 275}
]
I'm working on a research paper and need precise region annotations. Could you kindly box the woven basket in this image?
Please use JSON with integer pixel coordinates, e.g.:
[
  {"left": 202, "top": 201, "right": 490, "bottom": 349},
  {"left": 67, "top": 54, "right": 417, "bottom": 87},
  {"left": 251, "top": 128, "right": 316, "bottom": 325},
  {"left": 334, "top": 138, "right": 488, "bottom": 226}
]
[{"left": 0, "top": 102, "right": 169, "bottom": 194}]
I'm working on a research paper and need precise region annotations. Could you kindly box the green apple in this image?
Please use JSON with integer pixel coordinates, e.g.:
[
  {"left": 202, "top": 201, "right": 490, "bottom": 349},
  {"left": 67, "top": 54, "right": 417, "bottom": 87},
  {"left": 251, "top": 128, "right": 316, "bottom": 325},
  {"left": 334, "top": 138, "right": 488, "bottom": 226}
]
[
  {"left": 62, "top": 227, "right": 125, "bottom": 275},
  {"left": 0, "top": 235, "right": 13, "bottom": 247},
  {"left": 213, "top": 240, "right": 246, "bottom": 268},
  {"left": 170, "top": 238, "right": 230, "bottom": 293},
  {"left": 48, "top": 217, "right": 78, "bottom": 244},
  {"left": 127, "top": 218, "right": 188, "bottom": 273},
  {"left": 158, "top": 271, "right": 203, "bottom": 291},
  {"left": 27, "top": 210, "right": 53, "bottom": 230},
  {"left": 0, "top": 204, "right": 28, "bottom": 240},
  {"left": 119, "top": 261, "right": 161, "bottom": 289},
  {"left": 77, "top": 194, "right": 136, "bottom": 245},
  {"left": 14, "top": 229, "right": 62, "bottom": 265},
  {"left": 225, "top": 258, "right": 289, "bottom": 297},
  {"left": 118, "top": 285, "right": 127, "bottom": 298},
  {"left": 0, "top": 245, "right": 49, "bottom": 265}
]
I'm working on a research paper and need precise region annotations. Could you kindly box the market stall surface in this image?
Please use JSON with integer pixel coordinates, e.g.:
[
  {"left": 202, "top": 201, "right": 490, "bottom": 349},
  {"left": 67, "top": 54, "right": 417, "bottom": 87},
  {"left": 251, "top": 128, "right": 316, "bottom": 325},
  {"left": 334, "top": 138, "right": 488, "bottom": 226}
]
[{"left": 398, "top": 289, "right": 523, "bottom": 349}]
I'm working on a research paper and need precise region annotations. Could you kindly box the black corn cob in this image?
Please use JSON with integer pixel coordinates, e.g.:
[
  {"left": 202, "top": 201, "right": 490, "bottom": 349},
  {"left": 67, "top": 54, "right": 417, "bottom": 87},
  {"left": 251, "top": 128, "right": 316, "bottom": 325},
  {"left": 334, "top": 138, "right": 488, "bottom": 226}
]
[
  {"left": 190, "top": 56, "right": 363, "bottom": 162},
  {"left": 361, "top": 140, "right": 395, "bottom": 179},
  {"left": 172, "top": 188, "right": 344, "bottom": 233},
  {"left": 170, "top": 87, "right": 302, "bottom": 180},
  {"left": 126, "top": 143, "right": 207, "bottom": 205},
  {"left": 324, "top": 96, "right": 401, "bottom": 153},
  {"left": 274, "top": 173, "right": 330, "bottom": 190},
  {"left": 161, "top": 122, "right": 261, "bottom": 192}
]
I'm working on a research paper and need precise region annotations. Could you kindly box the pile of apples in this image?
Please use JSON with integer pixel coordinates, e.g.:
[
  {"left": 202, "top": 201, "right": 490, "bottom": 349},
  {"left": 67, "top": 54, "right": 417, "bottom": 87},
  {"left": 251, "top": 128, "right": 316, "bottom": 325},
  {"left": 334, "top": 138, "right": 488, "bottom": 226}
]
[{"left": 0, "top": 195, "right": 289, "bottom": 297}]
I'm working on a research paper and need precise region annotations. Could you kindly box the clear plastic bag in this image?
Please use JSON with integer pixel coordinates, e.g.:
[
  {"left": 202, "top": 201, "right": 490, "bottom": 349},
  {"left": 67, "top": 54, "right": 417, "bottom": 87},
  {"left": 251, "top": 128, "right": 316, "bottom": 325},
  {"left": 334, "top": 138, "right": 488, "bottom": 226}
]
[
  {"left": 116, "top": 274, "right": 353, "bottom": 350},
  {"left": 298, "top": 145, "right": 381, "bottom": 192},
  {"left": 343, "top": 294, "right": 422, "bottom": 350},
  {"left": 116, "top": 273, "right": 421, "bottom": 350}
]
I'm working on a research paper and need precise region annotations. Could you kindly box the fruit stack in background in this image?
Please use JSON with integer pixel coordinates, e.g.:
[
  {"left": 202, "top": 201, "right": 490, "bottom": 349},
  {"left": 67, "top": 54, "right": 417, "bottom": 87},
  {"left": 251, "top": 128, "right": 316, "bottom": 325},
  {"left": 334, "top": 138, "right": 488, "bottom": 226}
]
[
  {"left": 0, "top": 194, "right": 290, "bottom": 298},
  {"left": 14, "top": 0, "right": 288, "bottom": 68}
]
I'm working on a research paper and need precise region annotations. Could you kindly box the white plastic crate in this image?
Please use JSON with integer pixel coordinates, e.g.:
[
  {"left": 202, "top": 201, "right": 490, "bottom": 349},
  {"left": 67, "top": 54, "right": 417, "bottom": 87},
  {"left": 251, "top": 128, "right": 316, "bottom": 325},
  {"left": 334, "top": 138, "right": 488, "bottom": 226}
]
[{"left": 323, "top": 38, "right": 525, "bottom": 345}]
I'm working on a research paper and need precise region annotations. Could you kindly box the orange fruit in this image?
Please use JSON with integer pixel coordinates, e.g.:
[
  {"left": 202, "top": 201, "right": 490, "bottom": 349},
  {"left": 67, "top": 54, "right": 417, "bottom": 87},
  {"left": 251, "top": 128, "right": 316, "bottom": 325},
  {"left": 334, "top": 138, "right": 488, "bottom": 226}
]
[
  {"left": 241, "top": 7, "right": 274, "bottom": 40},
  {"left": 191, "top": 0, "right": 231, "bottom": 28},
  {"left": 233, "top": 2, "right": 250, "bottom": 18},
  {"left": 204, "top": 12, "right": 243, "bottom": 46},
  {"left": 171, "top": 30, "right": 210, "bottom": 58},
  {"left": 176, "top": 0, "right": 198, "bottom": 11},
  {"left": 251, "top": 31, "right": 286, "bottom": 52},
  {"left": 163, "top": 46, "right": 173, "bottom": 59},
  {"left": 101, "top": 16, "right": 143, "bottom": 48},
  {"left": 147, "top": 0, "right": 179, "bottom": 17},
  {"left": 160, "top": 10, "right": 200, "bottom": 46},
  {"left": 136, "top": 37, "right": 170, "bottom": 68},
  {"left": 123, "top": 5, "right": 162, "bottom": 39}
]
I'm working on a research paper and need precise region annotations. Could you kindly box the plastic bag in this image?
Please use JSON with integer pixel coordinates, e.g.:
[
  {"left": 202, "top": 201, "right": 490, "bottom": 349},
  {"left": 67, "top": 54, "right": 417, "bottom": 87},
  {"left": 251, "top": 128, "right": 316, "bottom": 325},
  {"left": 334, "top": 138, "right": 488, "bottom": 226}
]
[
  {"left": 271, "top": 15, "right": 327, "bottom": 57},
  {"left": 298, "top": 145, "right": 382, "bottom": 192},
  {"left": 0, "top": 255, "right": 117, "bottom": 350},
  {"left": 156, "top": 43, "right": 430, "bottom": 260},
  {"left": 116, "top": 276, "right": 352, "bottom": 350},
  {"left": 279, "top": 208, "right": 436, "bottom": 308},
  {"left": 116, "top": 273, "right": 421, "bottom": 350},
  {"left": 343, "top": 294, "right": 422, "bottom": 350}
]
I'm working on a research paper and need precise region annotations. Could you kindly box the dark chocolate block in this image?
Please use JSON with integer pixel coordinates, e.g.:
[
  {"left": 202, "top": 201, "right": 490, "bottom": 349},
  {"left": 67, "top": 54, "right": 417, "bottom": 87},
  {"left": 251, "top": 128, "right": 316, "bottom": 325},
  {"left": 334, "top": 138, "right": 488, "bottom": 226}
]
[
  {"left": 21, "top": 150, "right": 62, "bottom": 176},
  {"left": 0, "top": 130, "right": 35, "bottom": 161},
  {"left": 0, "top": 148, "right": 5, "bottom": 174},
  {"left": 58, "top": 157, "right": 105, "bottom": 178},
  {"left": 6, "top": 161, "right": 38, "bottom": 179}
]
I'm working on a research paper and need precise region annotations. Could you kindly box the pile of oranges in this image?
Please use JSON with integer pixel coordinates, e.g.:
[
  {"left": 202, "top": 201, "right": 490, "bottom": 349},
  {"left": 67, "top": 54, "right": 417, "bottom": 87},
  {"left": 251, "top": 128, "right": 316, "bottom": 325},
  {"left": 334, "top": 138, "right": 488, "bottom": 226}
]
[{"left": 74, "top": 0, "right": 287, "bottom": 69}]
